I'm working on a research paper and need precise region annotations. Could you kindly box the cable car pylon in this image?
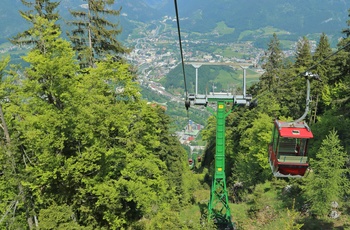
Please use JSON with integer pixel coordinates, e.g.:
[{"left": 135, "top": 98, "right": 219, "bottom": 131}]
[{"left": 187, "top": 64, "right": 253, "bottom": 229}]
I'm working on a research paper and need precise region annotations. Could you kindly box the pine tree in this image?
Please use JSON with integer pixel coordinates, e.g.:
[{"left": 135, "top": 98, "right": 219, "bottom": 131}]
[
  {"left": 67, "top": 0, "right": 129, "bottom": 68},
  {"left": 10, "top": 0, "right": 60, "bottom": 47}
]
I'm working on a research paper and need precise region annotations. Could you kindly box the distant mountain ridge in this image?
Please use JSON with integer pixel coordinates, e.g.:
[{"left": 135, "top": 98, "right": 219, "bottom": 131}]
[
  {"left": 1, "top": 0, "right": 350, "bottom": 43},
  {"left": 164, "top": 0, "right": 350, "bottom": 35}
]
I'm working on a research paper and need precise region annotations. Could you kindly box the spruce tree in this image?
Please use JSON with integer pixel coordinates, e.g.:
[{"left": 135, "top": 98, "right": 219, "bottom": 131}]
[
  {"left": 294, "top": 36, "right": 313, "bottom": 71},
  {"left": 67, "top": 0, "right": 129, "bottom": 68},
  {"left": 334, "top": 9, "right": 350, "bottom": 113},
  {"left": 10, "top": 0, "right": 60, "bottom": 47},
  {"left": 313, "top": 33, "right": 332, "bottom": 81},
  {"left": 280, "top": 36, "right": 313, "bottom": 120},
  {"left": 341, "top": 8, "right": 350, "bottom": 38},
  {"left": 260, "top": 33, "right": 284, "bottom": 91},
  {"left": 305, "top": 130, "right": 348, "bottom": 217},
  {"left": 310, "top": 33, "right": 333, "bottom": 122}
]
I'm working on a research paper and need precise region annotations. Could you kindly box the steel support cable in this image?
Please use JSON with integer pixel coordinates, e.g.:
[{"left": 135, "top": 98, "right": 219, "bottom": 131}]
[
  {"left": 287, "top": 41, "right": 350, "bottom": 85},
  {"left": 173, "top": 0, "right": 190, "bottom": 113},
  {"left": 305, "top": 41, "right": 350, "bottom": 75}
]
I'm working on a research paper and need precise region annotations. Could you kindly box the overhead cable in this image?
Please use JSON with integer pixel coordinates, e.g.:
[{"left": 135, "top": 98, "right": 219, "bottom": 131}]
[{"left": 173, "top": 0, "right": 189, "bottom": 107}]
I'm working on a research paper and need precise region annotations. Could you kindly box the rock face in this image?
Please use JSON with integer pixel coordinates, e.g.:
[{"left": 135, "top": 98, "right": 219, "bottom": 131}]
[
  {"left": 331, "top": 201, "right": 339, "bottom": 209},
  {"left": 282, "top": 185, "right": 292, "bottom": 194},
  {"left": 329, "top": 201, "right": 340, "bottom": 219},
  {"left": 329, "top": 210, "right": 340, "bottom": 219}
]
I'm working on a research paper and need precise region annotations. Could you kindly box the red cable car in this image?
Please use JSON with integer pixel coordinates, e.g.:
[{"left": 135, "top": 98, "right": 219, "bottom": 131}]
[
  {"left": 268, "top": 72, "right": 320, "bottom": 178},
  {"left": 268, "top": 120, "right": 313, "bottom": 177}
]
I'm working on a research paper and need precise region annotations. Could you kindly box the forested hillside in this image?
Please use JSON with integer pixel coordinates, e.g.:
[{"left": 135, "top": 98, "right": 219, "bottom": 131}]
[
  {"left": 198, "top": 23, "right": 350, "bottom": 229},
  {"left": 1, "top": 0, "right": 350, "bottom": 229},
  {"left": 0, "top": 1, "right": 197, "bottom": 229}
]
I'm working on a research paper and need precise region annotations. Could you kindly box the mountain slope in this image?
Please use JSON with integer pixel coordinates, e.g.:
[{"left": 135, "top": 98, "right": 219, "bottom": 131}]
[{"left": 170, "top": 0, "right": 350, "bottom": 36}]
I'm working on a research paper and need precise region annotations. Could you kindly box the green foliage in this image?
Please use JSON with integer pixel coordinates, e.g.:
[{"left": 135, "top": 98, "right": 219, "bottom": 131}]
[
  {"left": 0, "top": 56, "right": 10, "bottom": 75},
  {"left": 235, "top": 113, "right": 273, "bottom": 187},
  {"left": 309, "top": 33, "right": 334, "bottom": 122},
  {"left": 283, "top": 200, "right": 304, "bottom": 230},
  {"left": 0, "top": 9, "right": 192, "bottom": 229},
  {"left": 2, "top": 2, "right": 350, "bottom": 228},
  {"left": 304, "top": 130, "right": 348, "bottom": 217},
  {"left": 260, "top": 33, "right": 284, "bottom": 91},
  {"left": 39, "top": 204, "right": 87, "bottom": 230},
  {"left": 140, "top": 86, "right": 167, "bottom": 103},
  {"left": 165, "top": 101, "right": 209, "bottom": 130},
  {"left": 308, "top": 110, "right": 350, "bottom": 158},
  {"left": 294, "top": 36, "right": 313, "bottom": 70}
]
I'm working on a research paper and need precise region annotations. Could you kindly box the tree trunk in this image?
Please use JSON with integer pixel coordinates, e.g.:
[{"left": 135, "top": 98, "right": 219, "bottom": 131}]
[
  {"left": 0, "top": 104, "right": 11, "bottom": 144},
  {"left": 88, "top": 0, "right": 94, "bottom": 67}
]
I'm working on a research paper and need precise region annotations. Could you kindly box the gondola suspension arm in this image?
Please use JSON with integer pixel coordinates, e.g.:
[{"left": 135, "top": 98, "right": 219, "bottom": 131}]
[{"left": 291, "top": 72, "right": 321, "bottom": 125}]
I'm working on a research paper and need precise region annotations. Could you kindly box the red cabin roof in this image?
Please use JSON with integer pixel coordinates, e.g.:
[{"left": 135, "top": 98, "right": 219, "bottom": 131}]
[{"left": 274, "top": 120, "right": 313, "bottom": 139}]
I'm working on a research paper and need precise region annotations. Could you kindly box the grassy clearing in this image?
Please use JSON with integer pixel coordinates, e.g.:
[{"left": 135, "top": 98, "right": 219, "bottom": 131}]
[
  {"left": 239, "top": 26, "right": 290, "bottom": 41},
  {"left": 238, "top": 30, "right": 255, "bottom": 41},
  {"left": 258, "top": 26, "right": 290, "bottom": 36},
  {"left": 215, "top": 69, "right": 240, "bottom": 85},
  {"left": 213, "top": 21, "right": 235, "bottom": 35},
  {"left": 213, "top": 68, "right": 261, "bottom": 90},
  {"left": 217, "top": 47, "right": 245, "bottom": 58},
  {"left": 179, "top": 204, "right": 203, "bottom": 226}
]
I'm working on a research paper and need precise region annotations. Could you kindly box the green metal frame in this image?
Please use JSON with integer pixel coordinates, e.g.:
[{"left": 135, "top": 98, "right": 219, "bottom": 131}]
[
  {"left": 186, "top": 62, "right": 254, "bottom": 229},
  {"left": 207, "top": 100, "right": 235, "bottom": 229}
]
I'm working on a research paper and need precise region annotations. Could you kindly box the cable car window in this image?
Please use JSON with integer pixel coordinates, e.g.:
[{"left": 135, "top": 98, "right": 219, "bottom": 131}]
[
  {"left": 272, "top": 127, "right": 279, "bottom": 153},
  {"left": 292, "top": 130, "right": 300, "bottom": 135}
]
